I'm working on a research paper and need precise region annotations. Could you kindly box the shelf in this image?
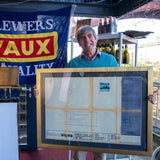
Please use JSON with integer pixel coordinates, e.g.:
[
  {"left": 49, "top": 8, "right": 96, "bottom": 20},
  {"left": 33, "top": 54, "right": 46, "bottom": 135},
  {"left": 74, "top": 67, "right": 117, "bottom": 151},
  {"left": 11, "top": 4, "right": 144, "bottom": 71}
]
[
  {"left": 98, "top": 32, "right": 138, "bottom": 44},
  {"left": 97, "top": 32, "right": 138, "bottom": 66}
]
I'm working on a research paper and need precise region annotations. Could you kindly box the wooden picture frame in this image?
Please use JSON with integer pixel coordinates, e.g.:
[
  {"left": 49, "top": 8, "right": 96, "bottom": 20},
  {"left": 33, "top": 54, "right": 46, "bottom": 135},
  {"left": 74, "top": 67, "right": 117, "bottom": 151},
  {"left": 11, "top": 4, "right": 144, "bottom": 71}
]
[{"left": 36, "top": 67, "right": 153, "bottom": 156}]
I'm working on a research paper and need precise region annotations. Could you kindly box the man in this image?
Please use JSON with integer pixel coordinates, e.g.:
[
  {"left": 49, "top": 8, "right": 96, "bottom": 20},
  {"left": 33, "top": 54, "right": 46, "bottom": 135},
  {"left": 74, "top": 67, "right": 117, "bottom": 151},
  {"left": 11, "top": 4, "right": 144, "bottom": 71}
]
[
  {"left": 68, "top": 25, "right": 118, "bottom": 160},
  {"left": 34, "top": 25, "right": 155, "bottom": 160},
  {"left": 68, "top": 25, "right": 118, "bottom": 68}
]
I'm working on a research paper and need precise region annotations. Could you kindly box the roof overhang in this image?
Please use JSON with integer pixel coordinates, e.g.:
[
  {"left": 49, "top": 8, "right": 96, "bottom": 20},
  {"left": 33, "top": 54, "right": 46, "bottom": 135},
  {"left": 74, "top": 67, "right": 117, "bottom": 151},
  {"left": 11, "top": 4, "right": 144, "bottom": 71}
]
[{"left": 0, "top": 0, "right": 153, "bottom": 17}]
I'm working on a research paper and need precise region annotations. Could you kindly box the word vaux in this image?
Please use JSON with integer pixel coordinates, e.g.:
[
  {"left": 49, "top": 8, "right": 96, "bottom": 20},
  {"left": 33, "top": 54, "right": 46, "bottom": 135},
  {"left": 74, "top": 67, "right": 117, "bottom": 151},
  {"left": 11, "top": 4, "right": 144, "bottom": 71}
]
[{"left": 0, "top": 31, "right": 58, "bottom": 62}]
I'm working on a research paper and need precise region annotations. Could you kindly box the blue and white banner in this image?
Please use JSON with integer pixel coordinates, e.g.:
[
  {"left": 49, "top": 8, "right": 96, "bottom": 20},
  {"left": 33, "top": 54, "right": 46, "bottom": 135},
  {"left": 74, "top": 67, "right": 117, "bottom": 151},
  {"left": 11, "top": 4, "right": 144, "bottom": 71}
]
[{"left": 0, "top": 6, "right": 73, "bottom": 84}]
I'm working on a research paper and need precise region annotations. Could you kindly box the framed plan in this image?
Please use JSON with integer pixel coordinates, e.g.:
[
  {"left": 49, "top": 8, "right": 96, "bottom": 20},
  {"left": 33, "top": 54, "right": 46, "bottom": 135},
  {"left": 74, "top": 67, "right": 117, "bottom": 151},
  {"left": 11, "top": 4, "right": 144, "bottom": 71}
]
[{"left": 36, "top": 67, "right": 153, "bottom": 156}]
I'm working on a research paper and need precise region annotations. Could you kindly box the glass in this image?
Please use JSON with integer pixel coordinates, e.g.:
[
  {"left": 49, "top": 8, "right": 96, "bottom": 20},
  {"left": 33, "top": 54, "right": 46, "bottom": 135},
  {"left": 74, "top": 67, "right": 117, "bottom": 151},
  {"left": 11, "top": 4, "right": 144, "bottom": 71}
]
[
  {"left": 36, "top": 67, "right": 152, "bottom": 156},
  {"left": 18, "top": 84, "right": 28, "bottom": 145}
]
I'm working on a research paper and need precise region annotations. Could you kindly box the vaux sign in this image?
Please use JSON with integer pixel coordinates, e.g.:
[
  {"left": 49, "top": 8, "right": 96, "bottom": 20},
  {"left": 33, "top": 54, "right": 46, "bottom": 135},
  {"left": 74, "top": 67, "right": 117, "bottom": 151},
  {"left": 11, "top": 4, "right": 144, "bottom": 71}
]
[{"left": 0, "top": 31, "right": 58, "bottom": 62}]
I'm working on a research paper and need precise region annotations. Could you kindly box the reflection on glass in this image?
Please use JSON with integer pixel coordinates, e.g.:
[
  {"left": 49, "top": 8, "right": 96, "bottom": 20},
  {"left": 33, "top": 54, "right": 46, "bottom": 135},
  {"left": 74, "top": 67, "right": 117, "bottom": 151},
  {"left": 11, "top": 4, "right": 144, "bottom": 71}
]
[{"left": 44, "top": 75, "right": 142, "bottom": 145}]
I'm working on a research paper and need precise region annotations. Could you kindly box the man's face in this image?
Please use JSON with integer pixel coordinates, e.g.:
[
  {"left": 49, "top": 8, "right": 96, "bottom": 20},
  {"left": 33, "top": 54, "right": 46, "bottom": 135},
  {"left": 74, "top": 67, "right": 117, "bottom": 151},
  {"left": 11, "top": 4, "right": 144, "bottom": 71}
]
[{"left": 78, "top": 31, "right": 97, "bottom": 53}]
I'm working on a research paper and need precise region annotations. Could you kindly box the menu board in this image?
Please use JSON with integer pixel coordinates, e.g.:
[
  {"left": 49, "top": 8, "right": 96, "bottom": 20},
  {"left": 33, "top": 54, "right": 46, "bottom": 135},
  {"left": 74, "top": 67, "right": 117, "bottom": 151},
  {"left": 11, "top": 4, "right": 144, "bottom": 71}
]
[{"left": 36, "top": 67, "right": 153, "bottom": 156}]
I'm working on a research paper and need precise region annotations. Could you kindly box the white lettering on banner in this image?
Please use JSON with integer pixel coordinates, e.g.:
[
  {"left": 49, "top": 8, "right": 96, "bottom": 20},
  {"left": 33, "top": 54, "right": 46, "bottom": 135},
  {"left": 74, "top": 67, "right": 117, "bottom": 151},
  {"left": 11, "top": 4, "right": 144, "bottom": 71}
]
[
  {"left": 12, "top": 21, "right": 25, "bottom": 32},
  {"left": 3, "top": 20, "right": 10, "bottom": 31},
  {"left": 35, "top": 21, "right": 45, "bottom": 31},
  {"left": 7, "top": 62, "right": 55, "bottom": 77},
  {"left": 0, "top": 19, "right": 54, "bottom": 32}
]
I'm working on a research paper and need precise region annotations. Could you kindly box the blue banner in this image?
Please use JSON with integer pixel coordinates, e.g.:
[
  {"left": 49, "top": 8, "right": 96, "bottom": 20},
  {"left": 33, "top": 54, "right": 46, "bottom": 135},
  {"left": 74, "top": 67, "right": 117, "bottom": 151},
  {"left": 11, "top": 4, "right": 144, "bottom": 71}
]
[{"left": 0, "top": 6, "right": 72, "bottom": 84}]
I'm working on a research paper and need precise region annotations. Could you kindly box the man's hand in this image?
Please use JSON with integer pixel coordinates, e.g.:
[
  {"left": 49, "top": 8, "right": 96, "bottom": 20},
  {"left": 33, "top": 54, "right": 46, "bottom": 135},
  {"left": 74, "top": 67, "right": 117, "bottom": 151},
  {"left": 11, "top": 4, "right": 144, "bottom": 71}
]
[
  {"left": 33, "top": 85, "right": 39, "bottom": 97},
  {"left": 148, "top": 91, "right": 157, "bottom": 104}
]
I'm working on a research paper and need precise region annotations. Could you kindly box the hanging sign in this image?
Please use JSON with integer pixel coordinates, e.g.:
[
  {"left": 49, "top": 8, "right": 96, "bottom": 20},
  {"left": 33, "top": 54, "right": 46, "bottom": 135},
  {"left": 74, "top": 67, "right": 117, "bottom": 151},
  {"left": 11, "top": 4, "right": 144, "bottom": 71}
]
[{"left": 0, "top": 6, "right": 73, "bottom": 84}]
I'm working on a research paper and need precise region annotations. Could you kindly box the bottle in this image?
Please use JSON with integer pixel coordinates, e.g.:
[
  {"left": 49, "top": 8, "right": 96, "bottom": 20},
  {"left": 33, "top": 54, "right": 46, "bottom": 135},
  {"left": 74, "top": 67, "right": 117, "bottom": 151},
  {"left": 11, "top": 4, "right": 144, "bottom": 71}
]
[
  {"left": 110, "top": 42, "right": 116, "bottom": 57},
  {"left": 98, "top": 43, "right": 102, "bottom": 51},
  {"left": 122, "top": 46, "right": 125, "bottom": 54},
  {"left": 123, "top": 44, "right": 130, "bottom": 64},
  {"left": 113, "top": 17, "right": 117, "bottom": 33},
  {"left": 96, "top": 43, "right": 100, "bottom": 50},
  {"left": 104, "top": 44, "right": 111, "bottom": 54},
  {"left": 102, "top": 17, "right": 107, "bottom": 34},
  {"left": 103, "top": 43, "right": 108, "bottom": 53},
  {"left": 115, "top": 44, "right": 120, "bottom": 63},
  {"left": 107, "top": 44, "right": 112, "bottom": 54},
  {"left": 98, "top": 18, "right": 103, "bottom": 35},
  {"left": 108, "top": 16, "right": 114, "bottom": 33},
  {"left": 99, "top": 43, "right": 105, "bottom": 52}
]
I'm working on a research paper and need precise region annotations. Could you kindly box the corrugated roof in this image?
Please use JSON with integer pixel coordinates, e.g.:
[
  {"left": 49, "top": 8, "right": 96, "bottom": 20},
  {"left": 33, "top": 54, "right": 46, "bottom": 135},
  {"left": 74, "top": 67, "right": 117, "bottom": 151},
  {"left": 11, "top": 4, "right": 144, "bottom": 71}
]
[{"left": 120, "top": 0, "right": 160, "bottom": 19}]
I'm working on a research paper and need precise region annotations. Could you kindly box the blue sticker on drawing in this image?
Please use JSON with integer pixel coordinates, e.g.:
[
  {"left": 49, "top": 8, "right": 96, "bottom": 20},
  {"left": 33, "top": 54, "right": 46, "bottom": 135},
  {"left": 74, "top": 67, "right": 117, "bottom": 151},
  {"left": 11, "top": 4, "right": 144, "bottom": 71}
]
[{"left": 100, "top": 82, "right": 110, "bottom": 92}]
